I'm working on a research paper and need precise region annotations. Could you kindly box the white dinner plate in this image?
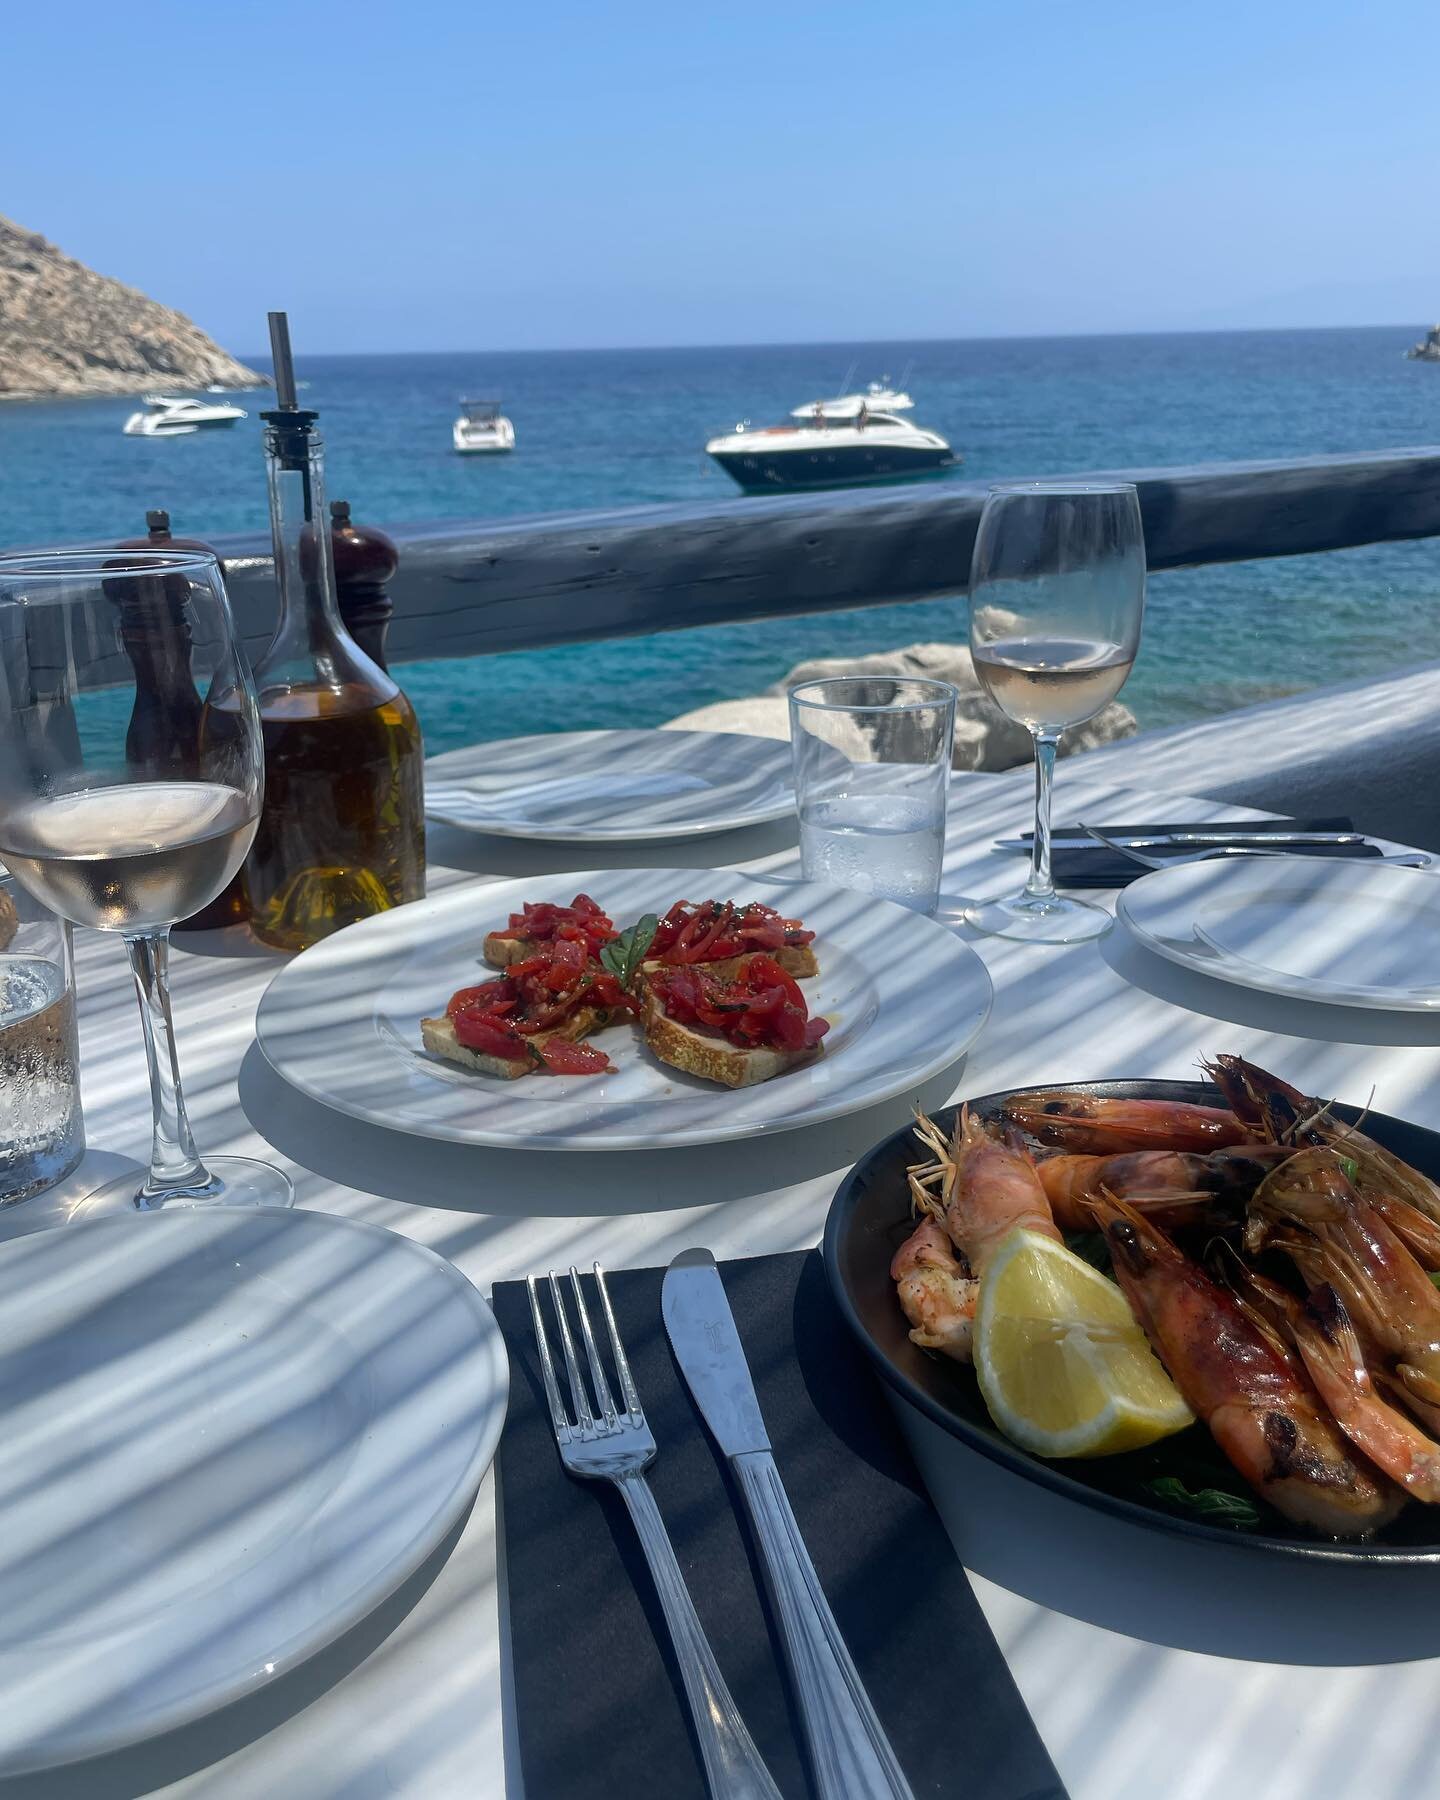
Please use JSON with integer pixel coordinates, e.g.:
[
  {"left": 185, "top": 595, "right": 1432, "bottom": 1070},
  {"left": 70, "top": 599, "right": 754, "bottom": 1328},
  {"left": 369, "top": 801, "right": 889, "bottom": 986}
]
[
  {"left": 255, "top": 868, "right": 993, "bottom": 1150},
  {"left": 0, "top": 1207, "right": 507, "bottom": 1775},
  {"left": 424, "top": 730, "right": 795, "bottom": 841},
  {"left": 1118, "top": 856, "right": 1440, "bottom": 1011}
]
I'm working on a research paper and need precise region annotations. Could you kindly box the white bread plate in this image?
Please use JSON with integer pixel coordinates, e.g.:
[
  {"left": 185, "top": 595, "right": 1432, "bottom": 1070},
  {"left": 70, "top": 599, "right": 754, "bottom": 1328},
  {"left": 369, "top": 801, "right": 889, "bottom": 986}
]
[{"left": 256, "top": 867, "right": 993, "bottom": 1152}]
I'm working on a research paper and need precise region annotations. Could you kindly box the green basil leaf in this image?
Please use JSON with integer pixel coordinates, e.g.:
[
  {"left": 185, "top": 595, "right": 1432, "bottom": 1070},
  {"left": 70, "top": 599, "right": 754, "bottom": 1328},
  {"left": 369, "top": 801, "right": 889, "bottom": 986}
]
[
  {"left": 623, "top": 914, "right": 658, "bottom": 985},
  {"left": 601, "top": 915, "right": 659, "bottom": 990},
  {"left": 1142, "top": 1475, "right": 1261, "bottom": 1529},
  {"left": 1428, "top": 1270, "right": 1440, "bottom": 1291},
  {"left": 1339, "top": 1156, "right": 1360, "bottom": 1182}
]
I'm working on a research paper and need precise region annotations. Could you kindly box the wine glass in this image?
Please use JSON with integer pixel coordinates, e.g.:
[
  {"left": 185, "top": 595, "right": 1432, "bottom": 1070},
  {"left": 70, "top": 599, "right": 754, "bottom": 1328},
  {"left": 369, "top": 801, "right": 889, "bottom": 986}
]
[
  {"left": 0, "top": 548, "right": 293, "bottom": 1210},
  {"left": 966, "top": 483, "right": 1146, "bottom": 942}
]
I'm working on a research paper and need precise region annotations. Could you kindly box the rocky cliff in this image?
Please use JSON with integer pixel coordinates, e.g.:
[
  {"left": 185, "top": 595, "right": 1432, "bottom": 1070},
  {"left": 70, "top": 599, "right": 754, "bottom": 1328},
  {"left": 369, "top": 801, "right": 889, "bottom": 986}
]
[{"left": 0, "top": 214, "right": 263, "bottom": 399}]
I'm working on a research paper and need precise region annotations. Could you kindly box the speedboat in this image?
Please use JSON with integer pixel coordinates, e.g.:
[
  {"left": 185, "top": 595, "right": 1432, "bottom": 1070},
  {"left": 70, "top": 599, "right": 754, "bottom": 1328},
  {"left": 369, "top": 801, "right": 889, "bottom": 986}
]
[
  {"left": 122, "top": 394, "right": 248, "bottom": 437},
  {"left": 705, "top": 381, "right": 957, "bottom": 491},
  {"left": 453, "top": 399, "right": 516, "bottom": 454},
  {"left": 1406, "top": 325, "right": 1440, "bottom": 363}
]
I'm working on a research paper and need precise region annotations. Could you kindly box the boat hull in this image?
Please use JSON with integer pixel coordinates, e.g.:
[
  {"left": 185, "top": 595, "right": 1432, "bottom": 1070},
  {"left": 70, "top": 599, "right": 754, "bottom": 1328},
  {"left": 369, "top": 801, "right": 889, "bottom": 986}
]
[{"left": 708, "top": 441, "right": 958, "bottom": 492}]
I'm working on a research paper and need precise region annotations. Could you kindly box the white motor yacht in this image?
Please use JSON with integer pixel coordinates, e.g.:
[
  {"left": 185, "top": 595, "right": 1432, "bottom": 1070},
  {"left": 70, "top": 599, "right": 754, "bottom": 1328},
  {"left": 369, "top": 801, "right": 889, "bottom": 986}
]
[
  {"left": 122, "top": 394, "right": 248, "bottom": 437},
  {"left": 705, "top": 380, "right": 957, "bottom": 491},
  {"left": 453, "top": 399, "right": 516, "bottom": 454}
]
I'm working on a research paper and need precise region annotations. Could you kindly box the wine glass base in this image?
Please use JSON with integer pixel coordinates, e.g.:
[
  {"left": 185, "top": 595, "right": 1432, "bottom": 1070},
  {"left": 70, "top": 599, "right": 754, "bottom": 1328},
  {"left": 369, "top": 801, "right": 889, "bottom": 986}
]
[
  {"left": 965, "top": 891, "right": 1113, "bottom": 944},
  {"left": 73, "top": 1156, "right": 295, "bottom": 1219}
]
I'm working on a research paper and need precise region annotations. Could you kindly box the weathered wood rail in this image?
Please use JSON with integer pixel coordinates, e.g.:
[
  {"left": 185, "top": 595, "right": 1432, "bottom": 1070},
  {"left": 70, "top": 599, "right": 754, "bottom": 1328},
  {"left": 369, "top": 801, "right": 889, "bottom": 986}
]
[
  {"left": 12, "top": 447, "right": 1440, "bottom": 689},
  {"left": 207, "top": 445, "right": 1440, "bottom": 666}
]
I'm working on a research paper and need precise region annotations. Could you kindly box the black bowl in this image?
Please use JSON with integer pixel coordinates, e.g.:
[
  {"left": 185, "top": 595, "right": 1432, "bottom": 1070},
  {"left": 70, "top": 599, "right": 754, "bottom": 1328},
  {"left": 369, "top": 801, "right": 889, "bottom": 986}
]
[{"left": 823, "top": 1078, "right": 1440, "bottom": 1564}]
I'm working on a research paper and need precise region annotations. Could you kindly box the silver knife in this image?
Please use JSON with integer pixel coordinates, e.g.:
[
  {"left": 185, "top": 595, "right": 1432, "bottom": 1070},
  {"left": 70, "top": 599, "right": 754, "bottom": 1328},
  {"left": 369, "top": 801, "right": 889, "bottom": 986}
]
[
  {"left": 992, "top": 829, "right": 1365, "bottom": 852},
  {"left": 663, "top": 1249, "right": 915, "bottom": 1800}
]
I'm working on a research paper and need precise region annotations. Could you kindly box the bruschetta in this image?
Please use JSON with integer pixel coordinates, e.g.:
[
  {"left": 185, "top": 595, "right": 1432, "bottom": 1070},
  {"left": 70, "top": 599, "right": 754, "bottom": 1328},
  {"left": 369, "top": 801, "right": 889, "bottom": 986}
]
[
  {"left": 422, "top": 938, "right": 636, "bottom": 1079},
  {"left": 482, "top": 893, "right": 618, "bottom": 970},
  {"left": 641, "top": 899, "right": 818, "bottom": 982},
  {"left": 642, "top": 953, "right": 829, "bottom": 1088}
]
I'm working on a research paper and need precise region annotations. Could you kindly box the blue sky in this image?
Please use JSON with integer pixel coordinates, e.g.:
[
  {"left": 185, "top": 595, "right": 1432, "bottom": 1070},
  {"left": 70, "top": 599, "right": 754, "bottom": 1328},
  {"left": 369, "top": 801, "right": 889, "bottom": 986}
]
[{"left": 5, "top": 0, "right": 1435, "bottom": 354}]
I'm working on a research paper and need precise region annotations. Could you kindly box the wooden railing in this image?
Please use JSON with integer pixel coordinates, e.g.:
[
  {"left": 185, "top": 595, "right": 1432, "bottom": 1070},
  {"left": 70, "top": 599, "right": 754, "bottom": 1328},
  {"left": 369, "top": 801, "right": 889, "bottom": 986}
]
[
  {"left": 16, "top": 447, "right": 1439, "bottom": 691},
  {"left": 204, "top": 445, "right": 1440, "bottom": 667}
]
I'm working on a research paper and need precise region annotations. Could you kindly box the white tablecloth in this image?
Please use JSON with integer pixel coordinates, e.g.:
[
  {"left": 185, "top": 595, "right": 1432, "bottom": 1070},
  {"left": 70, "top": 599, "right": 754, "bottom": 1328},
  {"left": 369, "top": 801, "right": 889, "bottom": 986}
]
[{"left": 13, "top": 767, "right": 1440, "bottom": 1800}]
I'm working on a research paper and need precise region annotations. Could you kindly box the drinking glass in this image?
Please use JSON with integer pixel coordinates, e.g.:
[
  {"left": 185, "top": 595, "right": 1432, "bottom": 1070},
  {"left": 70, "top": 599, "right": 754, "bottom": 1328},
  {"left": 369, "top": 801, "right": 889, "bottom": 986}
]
[
  {"left": 0, "top": 875, "right": 84, "bottom": 1203},
  {"left": 789, "top": 677, "right": 956, "bottom": 914},
  {"left": 966, "top": 483, "right": 1146, "bottom": 942},
  {"left": 0, "top": 549, "right": 292, "bottom": 1210}
]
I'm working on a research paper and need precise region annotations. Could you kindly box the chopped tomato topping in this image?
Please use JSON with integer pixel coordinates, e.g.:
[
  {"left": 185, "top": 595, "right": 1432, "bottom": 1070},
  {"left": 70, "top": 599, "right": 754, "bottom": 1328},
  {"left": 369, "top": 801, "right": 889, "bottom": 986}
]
[
  {"left": 648, "top": 899, "right": 814, "bottom": 966},
  {"left": 452, "top": 1008, "right": 529, "bottom": 1061},
  {"left": 649, "top": 952, "right": 829, "bottom": 1053},
  {"left": 490, "top": 893, "right": 617, "bottom": 955},
  {"left": 438, "top": 935, "right": 632, "bottom": 1075},
  {"left": 537, "top": 1038, "right": 614, "bottom": 1076}
]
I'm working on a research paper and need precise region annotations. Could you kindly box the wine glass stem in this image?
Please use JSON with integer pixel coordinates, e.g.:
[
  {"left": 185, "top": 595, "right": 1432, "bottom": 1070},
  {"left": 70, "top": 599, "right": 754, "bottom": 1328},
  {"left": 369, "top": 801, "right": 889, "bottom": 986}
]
[
  {"left": 1024, "top": 730, "right": 1060, "bottom": 903},
  {"left": 123, "top": 928, "right": 211, "bottom": 1203}
]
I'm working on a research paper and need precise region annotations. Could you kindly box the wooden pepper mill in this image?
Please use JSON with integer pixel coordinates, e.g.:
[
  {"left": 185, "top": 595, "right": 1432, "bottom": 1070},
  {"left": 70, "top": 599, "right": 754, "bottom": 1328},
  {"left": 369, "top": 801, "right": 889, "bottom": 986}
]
[{"left": 329, "top": 499, "right": 398, "bottom": 671}]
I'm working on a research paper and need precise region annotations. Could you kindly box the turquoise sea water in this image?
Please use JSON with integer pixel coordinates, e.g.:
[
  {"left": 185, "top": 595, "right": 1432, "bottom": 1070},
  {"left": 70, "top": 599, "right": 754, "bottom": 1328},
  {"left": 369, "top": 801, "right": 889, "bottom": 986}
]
[{"left": 2, "top": 329, "right": 1437, "bottom": 752}]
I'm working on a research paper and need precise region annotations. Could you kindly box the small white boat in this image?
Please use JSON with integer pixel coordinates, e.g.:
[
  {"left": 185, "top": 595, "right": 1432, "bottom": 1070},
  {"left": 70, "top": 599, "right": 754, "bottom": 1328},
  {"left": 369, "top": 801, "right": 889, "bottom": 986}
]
[
  {"left": 706, "top": 380, "right": 956, "bottom": 491},
  {"left": 453, "top": 399, "right": 515, "bottom": 454},
  {"left": 122, "top": 394, "right": 248, "bottom": 437},
  {"left": 1406, "top": 325, "right": 1440, "bottom": 363}
]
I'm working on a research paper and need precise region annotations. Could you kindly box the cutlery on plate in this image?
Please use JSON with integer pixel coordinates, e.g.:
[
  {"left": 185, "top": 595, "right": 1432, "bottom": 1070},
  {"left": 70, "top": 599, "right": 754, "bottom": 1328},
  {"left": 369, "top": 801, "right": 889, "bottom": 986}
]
[
  {"left": 993, "top": 828, "right": 1367, "bottom": 852},
  {"left": 527, "top": 1264, "right": 783, "bottom": 1800},
  {"left": 1076, "top": 823, "right": 1432, "bottom": 872},
  {"left": 663, "top": 1249, "right": 915, "bottom": 1800}
]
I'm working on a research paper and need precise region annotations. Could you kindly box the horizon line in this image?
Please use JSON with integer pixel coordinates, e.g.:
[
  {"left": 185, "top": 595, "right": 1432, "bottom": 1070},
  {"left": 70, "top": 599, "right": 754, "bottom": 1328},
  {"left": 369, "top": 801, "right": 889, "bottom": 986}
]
[{"left": 232, "top": 320, "right": 1431, "bottom": 362}]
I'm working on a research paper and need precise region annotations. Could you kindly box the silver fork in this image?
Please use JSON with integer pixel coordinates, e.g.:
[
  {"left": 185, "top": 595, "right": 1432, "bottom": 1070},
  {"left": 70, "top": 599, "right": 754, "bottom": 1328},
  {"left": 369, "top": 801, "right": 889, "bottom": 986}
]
[
  {"left": 527, "top": 1265, "right": 783, "bottom": 1800},
  {"left": 1077, "top": 821, "right": 1432, "bottom": 871}
]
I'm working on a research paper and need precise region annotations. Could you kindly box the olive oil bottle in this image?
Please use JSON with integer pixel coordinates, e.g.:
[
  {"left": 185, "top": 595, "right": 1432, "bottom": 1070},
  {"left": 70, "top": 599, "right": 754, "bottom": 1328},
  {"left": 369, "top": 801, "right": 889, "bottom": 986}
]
[{"left": 242, "top": 314, "right": 425, "bottom": 951}]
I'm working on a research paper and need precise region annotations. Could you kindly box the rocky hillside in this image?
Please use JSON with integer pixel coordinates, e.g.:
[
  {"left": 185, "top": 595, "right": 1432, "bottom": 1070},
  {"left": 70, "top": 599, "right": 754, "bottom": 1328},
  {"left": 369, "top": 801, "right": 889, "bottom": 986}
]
[{"left": 0, "top": 214, "right": 263, "bottom": 399}]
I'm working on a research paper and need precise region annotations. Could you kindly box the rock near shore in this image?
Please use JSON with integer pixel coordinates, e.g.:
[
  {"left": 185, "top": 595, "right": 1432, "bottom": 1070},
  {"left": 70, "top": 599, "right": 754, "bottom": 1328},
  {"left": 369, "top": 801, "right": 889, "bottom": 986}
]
[
  {"left": 0, "top": 214, "right": 264, "bottom": 399},
  {"left": 665, "top": 641, "right": 1137, "bottom": 771}
]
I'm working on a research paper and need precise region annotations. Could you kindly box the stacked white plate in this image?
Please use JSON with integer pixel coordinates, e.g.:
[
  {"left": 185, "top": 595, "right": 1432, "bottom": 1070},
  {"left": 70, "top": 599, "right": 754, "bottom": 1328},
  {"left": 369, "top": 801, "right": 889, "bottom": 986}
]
[
  {"left": 425, "top": 729, "right": 796, "bottom": 841},
  {"left": 1119, "top": 857, "right": 1440, "bottom": 1011}
]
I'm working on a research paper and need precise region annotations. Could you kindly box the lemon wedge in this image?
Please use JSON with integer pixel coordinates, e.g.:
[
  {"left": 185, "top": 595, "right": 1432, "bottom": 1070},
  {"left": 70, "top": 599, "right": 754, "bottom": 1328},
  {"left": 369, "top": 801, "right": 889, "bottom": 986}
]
[{"left": 973, "top": 1229, "right": 1193, "bottom": 1458}]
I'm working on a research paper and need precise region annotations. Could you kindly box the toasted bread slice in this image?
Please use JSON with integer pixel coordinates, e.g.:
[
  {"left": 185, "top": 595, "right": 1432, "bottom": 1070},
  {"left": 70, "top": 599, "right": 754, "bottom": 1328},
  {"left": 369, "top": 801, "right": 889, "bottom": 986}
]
[
  {"left": 482, "top": 932, "right": 539, "bottom": 969},
  {"left": 641, "top": 989, "right": 821, "bottom": 1089},
  {"left": 642, "top": 942, "right": 818, "bottom": 985},
  {"left": 421, "top": 1004, "right": 617, "bottom": 1079}
]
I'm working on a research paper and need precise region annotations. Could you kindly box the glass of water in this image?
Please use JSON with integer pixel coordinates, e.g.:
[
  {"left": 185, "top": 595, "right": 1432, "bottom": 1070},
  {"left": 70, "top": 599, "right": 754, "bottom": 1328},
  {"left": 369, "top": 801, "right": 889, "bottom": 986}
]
[
  {"left": 789, "top": 677, "right": 956, "bottom": 914},
  {"left": 0, "top": 875, "right": 84, "bottom": 1204}
]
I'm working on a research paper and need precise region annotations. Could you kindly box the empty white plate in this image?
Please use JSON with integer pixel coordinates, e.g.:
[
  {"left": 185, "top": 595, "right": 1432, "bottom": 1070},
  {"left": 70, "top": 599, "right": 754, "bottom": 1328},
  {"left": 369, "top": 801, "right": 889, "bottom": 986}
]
[
  {"left": 425, "top": 729, "right": 795, "bottom": 841},
  {"left": 0, "top": 1207, "right": 506, "bottom": 1774},
  {"left": 1118, "top": 856, "right": 1440, "bottom": 1011},
  {"left": 255, "top": 867, "right": 993, "bottom": 1150}
]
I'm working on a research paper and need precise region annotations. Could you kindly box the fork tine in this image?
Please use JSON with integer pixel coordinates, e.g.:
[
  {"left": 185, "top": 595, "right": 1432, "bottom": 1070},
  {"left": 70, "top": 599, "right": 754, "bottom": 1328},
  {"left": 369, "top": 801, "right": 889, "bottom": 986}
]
[
  {"left": 526, "top": 1275, "right": 573, "bottom": 1442},
  {"left": 548, "top": 1270, "right": 595, "bottom": 1431},
  {"left": 1076, "top": 821, "right": 1162, "bottom": 870},
  {"left": 593, "top": 1263, "right": 643, "bottom": 1421},
  {"left": 569, "top": 1266, "right": 618, "bottom": 1427}
]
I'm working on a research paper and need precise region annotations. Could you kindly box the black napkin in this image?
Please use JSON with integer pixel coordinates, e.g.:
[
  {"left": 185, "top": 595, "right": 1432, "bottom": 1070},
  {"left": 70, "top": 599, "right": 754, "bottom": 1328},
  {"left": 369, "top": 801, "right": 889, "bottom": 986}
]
[
  {"left": 494, "top": 1251, "right": 1065, "bottom": 1800},
  {"left": 1022, "top": 815, "right": 1371, "bottom": 889}
]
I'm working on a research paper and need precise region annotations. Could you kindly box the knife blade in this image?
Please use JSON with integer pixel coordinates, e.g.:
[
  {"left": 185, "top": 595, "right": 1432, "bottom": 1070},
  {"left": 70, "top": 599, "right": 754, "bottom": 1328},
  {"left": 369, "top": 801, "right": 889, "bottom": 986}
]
[
  {"left": 663, "top": 1249, "right": 914, "bottom": 1800},
  {"left": 993, "top": 829, "right": 1366, "bottom": 852}
]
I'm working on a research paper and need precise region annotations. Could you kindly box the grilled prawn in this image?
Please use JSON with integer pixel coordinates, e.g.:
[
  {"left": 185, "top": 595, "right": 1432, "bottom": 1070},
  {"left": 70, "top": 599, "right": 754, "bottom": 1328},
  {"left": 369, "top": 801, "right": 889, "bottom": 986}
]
[{"left": 1091, "top": 1192, "right": 1400, "bottom": 1536}]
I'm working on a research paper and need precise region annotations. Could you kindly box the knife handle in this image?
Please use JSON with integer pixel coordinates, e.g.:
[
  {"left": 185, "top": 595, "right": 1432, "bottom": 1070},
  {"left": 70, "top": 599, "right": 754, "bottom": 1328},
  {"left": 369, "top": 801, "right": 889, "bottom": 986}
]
[
  {"left": 732, "top": 1451, "right": 915, "bottom": 1800},
  {"left": 613, "top": 1473, "right": 784, "bottom": 1800}
]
